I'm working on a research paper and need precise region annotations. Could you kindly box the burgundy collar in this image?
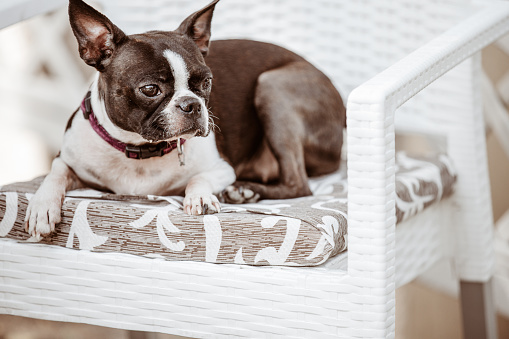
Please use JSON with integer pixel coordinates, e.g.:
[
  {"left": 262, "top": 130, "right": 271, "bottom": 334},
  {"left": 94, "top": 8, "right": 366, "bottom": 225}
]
[{"left": 81, "top": 92, "right": 185, "bottom": 160}]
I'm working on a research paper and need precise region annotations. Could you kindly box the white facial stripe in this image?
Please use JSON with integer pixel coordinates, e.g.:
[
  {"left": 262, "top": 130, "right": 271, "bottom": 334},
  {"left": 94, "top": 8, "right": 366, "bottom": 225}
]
[
  {"left": 162, "top": 49, "right": 209, "bottom": 134},
  {"left": 163, "top": 49, "right": 190, "bottom": 92}
]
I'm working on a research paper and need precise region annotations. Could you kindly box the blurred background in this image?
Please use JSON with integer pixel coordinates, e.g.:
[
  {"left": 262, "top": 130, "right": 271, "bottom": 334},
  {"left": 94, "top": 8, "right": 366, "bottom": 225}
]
[{"left": 1, "top": 1, "right": 509, "bottom": 338}]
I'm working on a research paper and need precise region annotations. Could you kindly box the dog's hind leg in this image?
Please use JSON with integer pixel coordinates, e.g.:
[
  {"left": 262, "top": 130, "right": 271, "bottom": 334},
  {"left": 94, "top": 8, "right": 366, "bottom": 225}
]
[{"left": 221, "top": 61, "right": 344, "bottom": 203}]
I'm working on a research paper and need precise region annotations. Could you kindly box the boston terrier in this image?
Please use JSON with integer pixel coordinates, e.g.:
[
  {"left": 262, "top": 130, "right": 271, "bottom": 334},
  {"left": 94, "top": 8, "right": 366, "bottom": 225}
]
[{"left": 25, "top": 0, "right": 346, "bottom": 240}]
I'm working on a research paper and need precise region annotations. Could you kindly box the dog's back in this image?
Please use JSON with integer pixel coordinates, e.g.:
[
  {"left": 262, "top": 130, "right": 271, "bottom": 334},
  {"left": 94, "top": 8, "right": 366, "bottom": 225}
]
[{"left": 206, "top": 39, "right": 345, "bottom": 189}]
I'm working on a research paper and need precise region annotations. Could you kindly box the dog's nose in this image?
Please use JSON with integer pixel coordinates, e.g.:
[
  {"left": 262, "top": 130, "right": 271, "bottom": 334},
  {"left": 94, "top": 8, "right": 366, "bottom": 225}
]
[{"left": 176, "top": 96, "right": 201, "bottom": 114}]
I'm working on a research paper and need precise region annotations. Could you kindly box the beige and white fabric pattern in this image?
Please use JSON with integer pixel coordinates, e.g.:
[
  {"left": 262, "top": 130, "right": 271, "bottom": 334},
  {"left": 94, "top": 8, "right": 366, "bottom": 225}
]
[{"left": 0, "top": 153, "right": 456, "bottom": 266}]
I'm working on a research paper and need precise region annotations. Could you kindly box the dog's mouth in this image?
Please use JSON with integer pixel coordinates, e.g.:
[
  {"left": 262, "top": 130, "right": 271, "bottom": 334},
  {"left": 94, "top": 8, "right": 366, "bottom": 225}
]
[
  {"left": 171, "top": 126, "right": 208, "bottom": 140},
  {"left": 139, "top": 105, "right": 212, "bottom": 143},
  {"left": 141, "top": 122, "right": 209, "bottom": 143},
  {"left": 169, "top": 120, "right": 210, "bottom": 139}
]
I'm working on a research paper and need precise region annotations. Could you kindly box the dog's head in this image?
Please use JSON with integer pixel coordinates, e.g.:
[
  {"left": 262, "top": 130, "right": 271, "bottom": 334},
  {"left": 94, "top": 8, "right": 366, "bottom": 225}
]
[{"left": 69, "top": 0, "right": 219, "bottom": 142}]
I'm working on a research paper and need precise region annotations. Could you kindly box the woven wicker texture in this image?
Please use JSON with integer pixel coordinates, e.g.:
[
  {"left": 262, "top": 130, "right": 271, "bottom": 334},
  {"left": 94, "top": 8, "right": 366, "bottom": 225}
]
[
  {"left": 1, "top": 0, "right": 507, "bottom": 337},
  {"left": 0, "top": 154, "right": 455, "bottom": 267},
  {"left": 345, "top": 3, "right": 509, "bottom": 335}
]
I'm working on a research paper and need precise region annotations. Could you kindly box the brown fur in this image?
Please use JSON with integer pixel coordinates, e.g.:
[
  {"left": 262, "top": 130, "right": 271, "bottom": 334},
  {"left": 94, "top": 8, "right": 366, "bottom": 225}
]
[{"left": 206, "top": 40, "right": 346, "bottom": 200}]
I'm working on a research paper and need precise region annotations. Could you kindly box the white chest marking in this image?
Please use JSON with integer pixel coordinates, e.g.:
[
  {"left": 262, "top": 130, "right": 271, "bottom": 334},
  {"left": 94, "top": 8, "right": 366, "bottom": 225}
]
[{"left": 59, "top": 51, "right": 234, "bottom": 199}]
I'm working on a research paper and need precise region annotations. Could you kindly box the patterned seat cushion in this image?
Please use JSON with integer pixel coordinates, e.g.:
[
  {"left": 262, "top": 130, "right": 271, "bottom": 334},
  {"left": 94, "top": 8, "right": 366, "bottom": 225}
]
[{"left": 0, "top": 153, "right": 456, "bottom": 266}]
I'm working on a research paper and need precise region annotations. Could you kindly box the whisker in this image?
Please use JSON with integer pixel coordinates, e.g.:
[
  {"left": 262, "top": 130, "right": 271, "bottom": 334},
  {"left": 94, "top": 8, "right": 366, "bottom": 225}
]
[
  {"left": 207, "top": 108, "right": 220, "bottom": 133},
  {"left": 207, "top": 115, "right": 220, "bottom": 133}
]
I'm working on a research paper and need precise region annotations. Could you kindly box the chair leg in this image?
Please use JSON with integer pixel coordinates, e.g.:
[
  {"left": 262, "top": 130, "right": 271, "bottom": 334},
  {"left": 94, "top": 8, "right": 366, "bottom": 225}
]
[
  {"left": 460, "top": 279, "right": 498, "bottom": 339},
  {"left": 128, "top": 331, "right": 159, "bottom": 339}
]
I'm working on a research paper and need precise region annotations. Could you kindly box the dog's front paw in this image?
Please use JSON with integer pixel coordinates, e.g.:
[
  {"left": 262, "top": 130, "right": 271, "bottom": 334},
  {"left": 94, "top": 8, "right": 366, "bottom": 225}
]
[
  {"left": 184, "top": 193, "right": 221, "bottom": 215},
  {"left": 24, "top": 192, "right": 63, "bottom": 240},
  {"left": 218, "top": 185, "right": 261, "bottom": 204}
]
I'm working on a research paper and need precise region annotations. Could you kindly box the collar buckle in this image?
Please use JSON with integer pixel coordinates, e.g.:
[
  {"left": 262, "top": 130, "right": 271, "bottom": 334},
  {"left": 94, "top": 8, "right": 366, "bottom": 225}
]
[{"left": 125, "top": 142, "right": 168, "bottom": 160}]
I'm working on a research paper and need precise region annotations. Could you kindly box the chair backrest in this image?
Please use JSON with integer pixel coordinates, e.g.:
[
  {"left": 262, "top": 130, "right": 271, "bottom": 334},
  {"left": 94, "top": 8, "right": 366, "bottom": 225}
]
[
  {"left": 101, "top": 1, "right": 471, "bottom": 89},
  {"left": 100, "top": 0, "right": 478, "bottom": 136}
]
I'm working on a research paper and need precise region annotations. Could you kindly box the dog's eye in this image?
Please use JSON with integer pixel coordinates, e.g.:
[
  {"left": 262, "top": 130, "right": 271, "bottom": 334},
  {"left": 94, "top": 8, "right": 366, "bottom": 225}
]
[
  {"left": 202, "top": 78, "right": 212, "bottom": 91},
  {"left": 140, "top": 85, "right": 161, "bottom": 97}
]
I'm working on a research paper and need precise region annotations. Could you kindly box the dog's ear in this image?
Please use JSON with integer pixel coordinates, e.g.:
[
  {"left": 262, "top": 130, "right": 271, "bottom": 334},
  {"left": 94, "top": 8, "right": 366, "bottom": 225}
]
[
  {"left": 68, "top": 0, "right": 127, "bottom": 71},
  {"left": 177, "top": 0, "right": 220, "bottom": 57}
]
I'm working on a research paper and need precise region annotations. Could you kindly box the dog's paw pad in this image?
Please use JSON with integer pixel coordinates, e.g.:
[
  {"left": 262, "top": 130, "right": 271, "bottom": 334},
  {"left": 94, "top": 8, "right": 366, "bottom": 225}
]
[
  {"left": 219, "top": 185, "right": 260, "bottom": 204},
  {"left": 184, "top": 194, "right": 221, "bottom": 215}
]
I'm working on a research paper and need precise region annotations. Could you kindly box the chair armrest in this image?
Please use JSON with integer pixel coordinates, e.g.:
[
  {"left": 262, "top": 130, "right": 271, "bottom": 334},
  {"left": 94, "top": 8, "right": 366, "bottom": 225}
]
[{"left": 346, "top": 3, "right": 509, "bottom": 281}]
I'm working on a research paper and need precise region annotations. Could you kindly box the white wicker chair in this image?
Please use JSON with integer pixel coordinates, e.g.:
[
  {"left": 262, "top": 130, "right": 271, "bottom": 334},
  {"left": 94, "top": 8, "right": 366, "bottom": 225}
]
[{"left": 1, "top": 0, "right": 509, "bottom": 338}]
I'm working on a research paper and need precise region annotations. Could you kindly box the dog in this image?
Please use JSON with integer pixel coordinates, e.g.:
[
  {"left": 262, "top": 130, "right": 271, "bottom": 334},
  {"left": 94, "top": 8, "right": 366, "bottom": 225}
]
[{"left": 24, "top": 0, "right": 346, "bottom": 240}]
